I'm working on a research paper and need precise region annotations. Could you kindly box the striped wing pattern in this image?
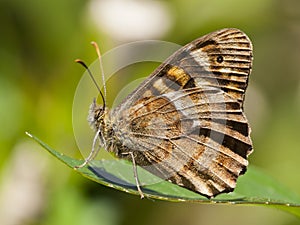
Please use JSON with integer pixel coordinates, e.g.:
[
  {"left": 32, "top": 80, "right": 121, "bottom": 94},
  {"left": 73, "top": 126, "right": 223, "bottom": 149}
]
[{"left": 110, "top": 28, "right": 253, "bottom": 197}]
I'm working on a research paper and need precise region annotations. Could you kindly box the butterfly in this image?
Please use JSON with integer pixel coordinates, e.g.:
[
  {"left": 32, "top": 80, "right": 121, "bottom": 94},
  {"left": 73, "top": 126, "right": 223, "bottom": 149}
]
[{"left": 76, "top": 28, "right": 253, "bottom": 198}]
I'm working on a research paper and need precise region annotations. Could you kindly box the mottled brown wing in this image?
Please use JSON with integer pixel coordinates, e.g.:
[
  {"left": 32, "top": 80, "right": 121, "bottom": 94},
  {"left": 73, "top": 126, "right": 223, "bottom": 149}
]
[{"left": 112, "top": 28, "right": 253, "bottom": 198}]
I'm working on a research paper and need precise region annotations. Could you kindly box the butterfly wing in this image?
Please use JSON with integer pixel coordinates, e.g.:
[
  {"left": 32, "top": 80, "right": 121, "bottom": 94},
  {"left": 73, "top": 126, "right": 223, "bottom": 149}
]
[{"left": 111, "top": 28, "right": 253, "bottom": 198}]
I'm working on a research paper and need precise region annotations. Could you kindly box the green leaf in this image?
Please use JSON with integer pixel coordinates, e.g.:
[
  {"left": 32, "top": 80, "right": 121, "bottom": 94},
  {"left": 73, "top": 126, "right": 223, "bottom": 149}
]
[{"left": 26, "top": 132, "right": 300, "bottom": 217}]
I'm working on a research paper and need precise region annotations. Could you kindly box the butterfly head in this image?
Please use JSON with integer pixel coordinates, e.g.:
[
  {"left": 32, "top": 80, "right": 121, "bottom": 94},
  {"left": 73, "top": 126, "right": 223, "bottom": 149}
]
[{"left": 88, "top": 98, "right": 108, "bottom": 131}]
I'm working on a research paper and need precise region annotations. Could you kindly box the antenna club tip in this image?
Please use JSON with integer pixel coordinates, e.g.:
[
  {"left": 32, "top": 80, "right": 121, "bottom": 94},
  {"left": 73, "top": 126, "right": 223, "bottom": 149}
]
[
  {"left": 90, "top": 41, "right": 98, "bottom": 47},
  {"left": 75, "top": 59, "right": 82, "bottom": 63}
]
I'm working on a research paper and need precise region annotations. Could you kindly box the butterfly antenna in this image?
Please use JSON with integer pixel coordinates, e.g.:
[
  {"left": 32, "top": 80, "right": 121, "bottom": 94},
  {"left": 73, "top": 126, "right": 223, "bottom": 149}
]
[
  {"left": 91, "top": 41, "right": 107, "bottom": 102},
  {"left": 75, "top": 59, "right": 106, "bottom": 110}
]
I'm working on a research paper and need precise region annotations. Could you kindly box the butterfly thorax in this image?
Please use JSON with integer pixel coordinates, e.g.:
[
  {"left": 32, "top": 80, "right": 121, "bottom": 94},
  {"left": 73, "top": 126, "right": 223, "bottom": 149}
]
[{"left": 88, "top": 99, "right": 132, "bottom": 157}]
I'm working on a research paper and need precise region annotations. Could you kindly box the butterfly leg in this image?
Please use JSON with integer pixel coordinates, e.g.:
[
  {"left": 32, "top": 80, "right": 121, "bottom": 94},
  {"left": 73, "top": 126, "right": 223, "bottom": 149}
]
[
  {"left": 122, "top": 151, "right": 145, "bottom": 199},
  {"left": 75, "top": 130, "right": 101, "bottom": 169}
]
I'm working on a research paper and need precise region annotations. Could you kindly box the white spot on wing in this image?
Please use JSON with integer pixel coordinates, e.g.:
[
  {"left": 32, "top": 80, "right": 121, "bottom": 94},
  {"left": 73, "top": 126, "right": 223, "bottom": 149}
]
[
  {"left": 190, "top": 49, "right": 210, "bottom": 70},
  {"left": 153, "top": 78, "right": 166, "bottom": 90},
  {"left": 219, "top": 68, "right": 232, "bottom": 73}
]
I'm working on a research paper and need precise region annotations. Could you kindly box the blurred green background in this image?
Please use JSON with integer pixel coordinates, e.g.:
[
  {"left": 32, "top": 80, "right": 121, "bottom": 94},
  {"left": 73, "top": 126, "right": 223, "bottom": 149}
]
[{"left": 1, "top": 0, "right": 300, "bottom": 224}]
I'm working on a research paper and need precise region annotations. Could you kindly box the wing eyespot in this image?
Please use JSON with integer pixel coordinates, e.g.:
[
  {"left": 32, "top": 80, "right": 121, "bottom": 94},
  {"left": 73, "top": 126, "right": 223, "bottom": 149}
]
[{"left": 216, "top": 55, "right": 224, "bottom": 63}]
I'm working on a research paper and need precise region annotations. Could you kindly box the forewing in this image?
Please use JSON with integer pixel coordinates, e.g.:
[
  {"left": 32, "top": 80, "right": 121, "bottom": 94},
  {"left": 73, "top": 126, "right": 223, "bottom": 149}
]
[
  {"left": 113, "top": 28, "right": 253, "bottom": 197},
  {"left": 117, "top": 28, "right": 252, "bottom": 109}
]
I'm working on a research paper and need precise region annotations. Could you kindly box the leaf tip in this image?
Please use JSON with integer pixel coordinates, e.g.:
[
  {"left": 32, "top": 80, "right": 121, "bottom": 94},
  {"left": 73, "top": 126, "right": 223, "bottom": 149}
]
[{"left": 25, "top": 131, "right": 33, "bottom": 138}]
